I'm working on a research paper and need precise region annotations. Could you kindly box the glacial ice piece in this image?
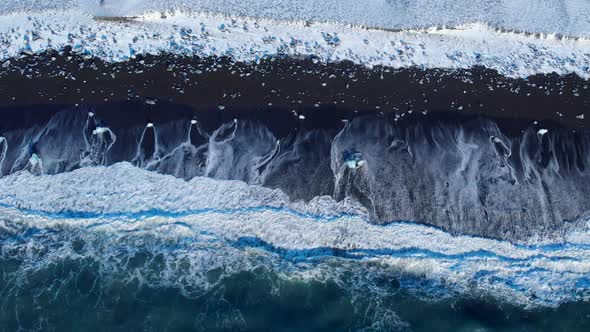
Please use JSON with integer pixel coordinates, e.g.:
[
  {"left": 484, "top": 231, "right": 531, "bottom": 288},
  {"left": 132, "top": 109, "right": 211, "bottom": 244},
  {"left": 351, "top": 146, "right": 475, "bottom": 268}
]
[
  {"left": 332, "top": 148, "right": 375, "bottom": 217},
  {"left": 342, "top": 149, "right": 365, "bottom": 169},
  {"left": 24, "top": 153, "right": 44, "bottom": 175}
]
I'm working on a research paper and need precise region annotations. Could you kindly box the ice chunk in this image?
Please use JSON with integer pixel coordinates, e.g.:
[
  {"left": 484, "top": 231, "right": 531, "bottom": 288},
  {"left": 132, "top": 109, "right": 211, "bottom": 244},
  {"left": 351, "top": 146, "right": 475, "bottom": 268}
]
[
  {"left": 25, "top": 153, "right": 44, "bottom": 175},
  {"left": 342, "top": 149, "right": 365, "bottom": 169}
]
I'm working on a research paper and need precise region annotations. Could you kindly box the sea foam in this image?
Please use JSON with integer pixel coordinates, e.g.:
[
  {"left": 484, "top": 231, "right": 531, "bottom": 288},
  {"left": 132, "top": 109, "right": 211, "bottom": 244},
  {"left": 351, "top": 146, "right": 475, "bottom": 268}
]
[{"left": 1, "top": 162, "right": 589, "bottom": 308}]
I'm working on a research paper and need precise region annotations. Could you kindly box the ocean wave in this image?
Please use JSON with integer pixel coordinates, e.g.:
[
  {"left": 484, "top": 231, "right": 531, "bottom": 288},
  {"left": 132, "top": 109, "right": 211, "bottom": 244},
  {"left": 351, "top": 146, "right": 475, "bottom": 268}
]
[{"left": 1, "top": 162, "right": 590, "bottom": 308}]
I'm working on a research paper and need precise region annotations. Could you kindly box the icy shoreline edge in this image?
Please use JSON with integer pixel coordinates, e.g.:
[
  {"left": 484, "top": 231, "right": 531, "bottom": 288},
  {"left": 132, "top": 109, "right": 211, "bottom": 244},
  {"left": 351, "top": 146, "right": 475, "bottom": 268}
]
[{"left": 1, "top": 10, "right": 590, "bottom": 80}]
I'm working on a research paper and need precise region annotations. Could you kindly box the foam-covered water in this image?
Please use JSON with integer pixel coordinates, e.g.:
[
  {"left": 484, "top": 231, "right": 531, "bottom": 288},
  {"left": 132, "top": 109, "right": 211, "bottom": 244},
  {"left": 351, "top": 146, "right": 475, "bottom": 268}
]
[{"left": 1, "top": 162, "right": 590, "bottom": 311}]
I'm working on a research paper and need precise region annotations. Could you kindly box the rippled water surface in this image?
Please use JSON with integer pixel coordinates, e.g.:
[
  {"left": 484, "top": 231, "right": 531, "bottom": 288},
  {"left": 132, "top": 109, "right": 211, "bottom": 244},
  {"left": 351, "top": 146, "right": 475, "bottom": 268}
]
[{"left": 2, "top": 213, "right": 590, "bottom": 331}]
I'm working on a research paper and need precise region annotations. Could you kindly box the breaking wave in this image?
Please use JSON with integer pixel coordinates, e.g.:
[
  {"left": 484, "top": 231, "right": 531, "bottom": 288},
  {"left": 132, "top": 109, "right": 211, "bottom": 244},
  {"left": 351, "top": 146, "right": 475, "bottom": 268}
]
[{"left": 1, "top": 162, "right": 590, "bottom": 312}]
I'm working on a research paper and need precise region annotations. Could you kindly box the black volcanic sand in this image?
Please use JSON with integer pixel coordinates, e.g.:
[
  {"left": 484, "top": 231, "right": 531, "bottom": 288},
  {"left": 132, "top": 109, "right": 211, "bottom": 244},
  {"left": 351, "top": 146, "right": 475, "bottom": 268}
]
[{"left": 0, "top": 50, "right": 588, "bottom": 130}]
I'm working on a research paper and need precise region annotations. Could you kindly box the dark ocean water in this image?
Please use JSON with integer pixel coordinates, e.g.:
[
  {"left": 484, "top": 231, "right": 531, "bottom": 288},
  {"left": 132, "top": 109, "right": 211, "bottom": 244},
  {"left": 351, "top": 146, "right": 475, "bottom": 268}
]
[{"left": 1, "top": 220, "right": 590, "bottom": 332}]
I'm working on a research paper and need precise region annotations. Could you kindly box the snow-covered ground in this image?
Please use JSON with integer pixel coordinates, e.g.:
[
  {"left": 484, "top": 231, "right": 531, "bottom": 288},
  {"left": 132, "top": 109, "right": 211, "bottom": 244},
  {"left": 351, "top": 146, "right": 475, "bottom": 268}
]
[
  {"left": 1, "top": 162, "right": 590, "bottom": 308},
  {"left": 0, "top": 9, "right": 589, "bottom": 79},
  {"left": 2, "top": 1, "right": 590, "bottom": 38}
]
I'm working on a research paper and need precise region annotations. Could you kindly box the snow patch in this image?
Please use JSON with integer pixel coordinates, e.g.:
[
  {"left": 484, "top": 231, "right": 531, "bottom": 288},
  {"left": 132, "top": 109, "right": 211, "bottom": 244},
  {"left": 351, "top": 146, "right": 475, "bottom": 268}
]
[{"left": 0, "top": 10, "right": 589, "bottom": 79}]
